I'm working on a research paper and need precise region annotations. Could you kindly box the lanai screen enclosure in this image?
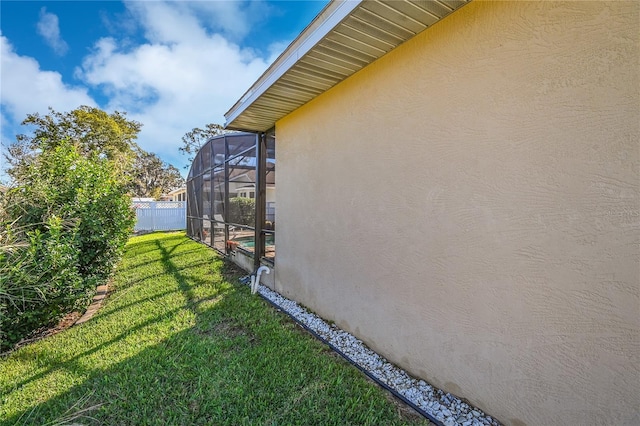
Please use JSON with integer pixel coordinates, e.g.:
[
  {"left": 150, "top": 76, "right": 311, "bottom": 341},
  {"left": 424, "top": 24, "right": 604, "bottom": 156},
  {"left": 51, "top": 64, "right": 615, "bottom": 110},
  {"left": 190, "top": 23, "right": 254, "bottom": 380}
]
[{"left": 186, "top": 132, "right": 275, "bottom": 270}]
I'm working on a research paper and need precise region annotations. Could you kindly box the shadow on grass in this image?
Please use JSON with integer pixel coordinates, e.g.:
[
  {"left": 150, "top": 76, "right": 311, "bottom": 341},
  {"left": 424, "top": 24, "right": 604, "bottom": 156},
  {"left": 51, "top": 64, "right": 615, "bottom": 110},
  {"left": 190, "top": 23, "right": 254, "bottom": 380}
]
[
  {"left": 110, "top": 257, "right": 216, "bottom": 294},
  {"left": 3, "top": 234, "right": 426, "bottom": 426},
  {"left": 120, "top": 232, "right": 187, "bottom": 259}
]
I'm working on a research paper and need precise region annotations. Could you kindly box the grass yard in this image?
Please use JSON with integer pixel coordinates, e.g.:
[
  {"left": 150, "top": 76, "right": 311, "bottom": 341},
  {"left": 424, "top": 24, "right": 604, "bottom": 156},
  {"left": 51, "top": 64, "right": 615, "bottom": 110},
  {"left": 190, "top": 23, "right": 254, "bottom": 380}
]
[{"left": 1, "top": 232, "right": 429, "bottom": 425}]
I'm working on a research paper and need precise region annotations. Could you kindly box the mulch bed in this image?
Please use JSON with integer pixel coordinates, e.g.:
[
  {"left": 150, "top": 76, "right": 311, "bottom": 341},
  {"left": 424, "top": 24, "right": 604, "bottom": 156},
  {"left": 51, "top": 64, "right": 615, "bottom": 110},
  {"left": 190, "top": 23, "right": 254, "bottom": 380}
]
[
  {"left": 2, "top": 311, "right": 82, "bottom": 356},
  {"left": 2, "top": 282, "right": 110, "bottom": 356}
]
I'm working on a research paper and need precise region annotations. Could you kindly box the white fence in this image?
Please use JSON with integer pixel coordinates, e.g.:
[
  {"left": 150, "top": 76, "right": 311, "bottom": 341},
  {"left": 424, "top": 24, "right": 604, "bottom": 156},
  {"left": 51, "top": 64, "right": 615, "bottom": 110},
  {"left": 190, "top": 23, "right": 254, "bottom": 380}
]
[{"left": 133, "top": 201, "right": 186, "bottom": 231}]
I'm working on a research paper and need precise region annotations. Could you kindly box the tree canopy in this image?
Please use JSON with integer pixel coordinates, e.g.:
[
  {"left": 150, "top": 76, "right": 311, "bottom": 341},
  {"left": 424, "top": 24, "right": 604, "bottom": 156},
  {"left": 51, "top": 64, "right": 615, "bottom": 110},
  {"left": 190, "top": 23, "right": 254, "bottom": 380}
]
[
  {"left": 5, "top": 106, "right": 184, "bottom": 199},
  {"left": 179, "top": 123, "right": 227, "bottom": 165},
  {"left": 128, "top": 149, "right": 184, "bottom": 199},
  {"left": 8, "top": 106, "right": 141, "bottom": 179}
]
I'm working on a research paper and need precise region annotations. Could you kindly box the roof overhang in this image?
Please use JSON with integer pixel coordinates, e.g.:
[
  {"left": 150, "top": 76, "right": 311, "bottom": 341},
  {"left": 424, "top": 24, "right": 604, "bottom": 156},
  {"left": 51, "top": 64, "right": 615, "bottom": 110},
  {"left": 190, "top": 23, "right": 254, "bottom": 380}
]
[{"left": 224, "top": 0, "right": 471, "bottom": 132}]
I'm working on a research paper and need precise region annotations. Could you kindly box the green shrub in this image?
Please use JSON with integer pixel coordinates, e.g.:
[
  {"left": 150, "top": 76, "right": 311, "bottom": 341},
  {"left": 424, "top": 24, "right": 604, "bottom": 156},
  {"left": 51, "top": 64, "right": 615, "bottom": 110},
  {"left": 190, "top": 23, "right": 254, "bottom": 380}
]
[
  {"left": 228, "top": 197, "right": 255, "bottom": 226},
  {"left": 0, "top": 217, "right": 85, "bottom": 348},
  {"left": 0, "top": 140, "right": 135, "bottom": 351}
]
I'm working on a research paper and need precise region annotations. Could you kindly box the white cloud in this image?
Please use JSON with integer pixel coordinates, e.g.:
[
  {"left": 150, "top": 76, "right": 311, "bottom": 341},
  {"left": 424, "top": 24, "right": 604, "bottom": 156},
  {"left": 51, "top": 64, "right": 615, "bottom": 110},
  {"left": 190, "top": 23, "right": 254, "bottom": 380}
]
[
  {"left": 0, "top": 35, "right": 95, "bottom": 127},
  {"left": 125, "top": 1, "right": 271, "bottom": 44},
  {"left": 1, "top": 1, "right": 293, "bottom": 174},
  {"left": 125, "top": 1, "right": 208, "bottom": 45},
  {"left": 75, "top": 1, "right": 276, "bottom": 170},
  {"left": 0, "top": 36, "right": 94, "bottom": 181},
  {"left": 267, "top": 40, "right": 292, "bottom": 63},
  {"left": 37, "top": 8, "right": 69, "bottom": 56}
]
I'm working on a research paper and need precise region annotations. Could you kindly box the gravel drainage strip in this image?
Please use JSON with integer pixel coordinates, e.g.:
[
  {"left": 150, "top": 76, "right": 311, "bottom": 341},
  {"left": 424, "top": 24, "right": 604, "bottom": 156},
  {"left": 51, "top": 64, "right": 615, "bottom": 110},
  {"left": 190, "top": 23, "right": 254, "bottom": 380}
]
[{"left": 247, "top": 280, "right": 501, "bottom": 426}]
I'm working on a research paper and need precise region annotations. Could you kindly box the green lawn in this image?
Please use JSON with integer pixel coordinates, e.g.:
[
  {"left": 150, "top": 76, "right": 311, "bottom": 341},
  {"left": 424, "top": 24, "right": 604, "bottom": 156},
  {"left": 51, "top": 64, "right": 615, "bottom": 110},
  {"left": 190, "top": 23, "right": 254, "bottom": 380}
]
[{"left": 1, "top": 232, "right": 429, "bottom": 425}]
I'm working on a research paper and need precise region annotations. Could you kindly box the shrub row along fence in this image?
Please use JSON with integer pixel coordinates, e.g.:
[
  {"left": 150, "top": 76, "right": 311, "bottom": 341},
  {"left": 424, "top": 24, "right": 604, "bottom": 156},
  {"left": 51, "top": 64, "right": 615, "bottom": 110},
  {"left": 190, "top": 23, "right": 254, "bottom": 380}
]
[{"left": 133, "top": 201, "right": 186, "bottom": 231}]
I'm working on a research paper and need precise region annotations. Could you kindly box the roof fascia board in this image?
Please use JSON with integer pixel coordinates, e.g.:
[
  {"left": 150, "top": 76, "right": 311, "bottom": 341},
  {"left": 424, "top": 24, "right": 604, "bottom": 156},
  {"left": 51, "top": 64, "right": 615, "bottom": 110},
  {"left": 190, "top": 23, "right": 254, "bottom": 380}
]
[{"left": 224, "top": 0, "right": 362, "bottom": 128}]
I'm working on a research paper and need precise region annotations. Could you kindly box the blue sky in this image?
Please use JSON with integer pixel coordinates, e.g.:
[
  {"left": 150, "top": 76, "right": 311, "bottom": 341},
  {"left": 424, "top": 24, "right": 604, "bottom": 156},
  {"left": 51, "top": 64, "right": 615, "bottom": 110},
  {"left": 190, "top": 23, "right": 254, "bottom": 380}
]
[{"left": 0, "top": 0, "right": 328, "bottom": 179}]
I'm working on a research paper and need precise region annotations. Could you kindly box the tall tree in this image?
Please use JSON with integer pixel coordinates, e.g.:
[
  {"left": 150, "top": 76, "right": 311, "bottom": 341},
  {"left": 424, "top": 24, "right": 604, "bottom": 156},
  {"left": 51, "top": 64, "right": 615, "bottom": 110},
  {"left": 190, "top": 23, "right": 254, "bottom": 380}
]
[
  {"left": 5, "top": 106, "right": 185, "bottom": 198},
  {"left": 6, "top": 105, "right": 141, "bottom": 181},
  {"left": 179, "top": 123, "right": 227, "bottom": 165},
  {"left": 128, "top": 149, "right": 185, "bottom": 199}
]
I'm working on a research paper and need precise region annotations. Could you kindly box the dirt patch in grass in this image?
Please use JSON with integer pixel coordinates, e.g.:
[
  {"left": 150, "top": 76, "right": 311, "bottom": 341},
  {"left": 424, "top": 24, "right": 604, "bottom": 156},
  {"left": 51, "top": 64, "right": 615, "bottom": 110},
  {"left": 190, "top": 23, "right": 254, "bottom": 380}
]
[
  {"left": 36, "top": 311, "right": 83, "bottom": 338},
  {"left": 213, "top": 319, "right": 248, "bottom": 337},
  {"left": 194, "top": 318, "right": 260, "bottom": 345}
]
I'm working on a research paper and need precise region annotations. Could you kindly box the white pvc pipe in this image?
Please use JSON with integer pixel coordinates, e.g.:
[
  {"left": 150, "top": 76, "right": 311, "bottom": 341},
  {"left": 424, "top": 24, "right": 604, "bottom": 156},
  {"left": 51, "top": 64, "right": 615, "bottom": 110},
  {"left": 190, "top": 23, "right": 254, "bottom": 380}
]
[{"left": 251, "top": 265, "right": 270, "bottom": 294}]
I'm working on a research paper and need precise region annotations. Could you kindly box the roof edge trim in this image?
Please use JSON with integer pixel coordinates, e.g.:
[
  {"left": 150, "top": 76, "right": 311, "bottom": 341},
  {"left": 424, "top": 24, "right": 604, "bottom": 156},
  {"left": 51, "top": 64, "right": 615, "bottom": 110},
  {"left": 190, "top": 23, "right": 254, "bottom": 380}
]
[{"left": 224, "top": 0, "right": 362, "bottom": 129}]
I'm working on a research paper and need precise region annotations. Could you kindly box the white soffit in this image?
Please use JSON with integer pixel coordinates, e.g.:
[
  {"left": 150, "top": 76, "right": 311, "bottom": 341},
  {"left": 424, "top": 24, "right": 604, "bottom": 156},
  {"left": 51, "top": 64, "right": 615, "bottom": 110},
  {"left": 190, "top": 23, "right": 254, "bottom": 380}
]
[{"left": 224, "top": 0, "right": 471, "bottom": 132}]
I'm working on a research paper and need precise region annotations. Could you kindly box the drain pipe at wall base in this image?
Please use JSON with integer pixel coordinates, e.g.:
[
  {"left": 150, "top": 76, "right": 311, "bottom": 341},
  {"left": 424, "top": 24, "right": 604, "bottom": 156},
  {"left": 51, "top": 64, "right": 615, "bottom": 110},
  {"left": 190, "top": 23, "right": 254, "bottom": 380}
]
[
  {"left": 250, "top": 265, "right": 270, "bottom": 294},
  {"left": 249, "top": 287, "right": 445, "bottom": 426}
]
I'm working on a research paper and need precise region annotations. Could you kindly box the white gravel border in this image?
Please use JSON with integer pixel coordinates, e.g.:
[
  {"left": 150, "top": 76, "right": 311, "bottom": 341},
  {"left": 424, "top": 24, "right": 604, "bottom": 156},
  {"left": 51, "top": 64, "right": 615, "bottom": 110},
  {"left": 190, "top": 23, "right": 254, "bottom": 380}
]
[{"left": 250, "top": 282, "right": 501, "bottom": 426}]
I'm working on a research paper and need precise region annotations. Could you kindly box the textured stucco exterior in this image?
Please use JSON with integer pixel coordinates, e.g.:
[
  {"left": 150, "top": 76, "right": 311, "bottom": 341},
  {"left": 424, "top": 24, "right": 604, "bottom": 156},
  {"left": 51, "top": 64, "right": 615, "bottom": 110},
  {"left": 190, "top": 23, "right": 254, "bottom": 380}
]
[{"left": 273, "top": 1, "right": 639, "bottom": 425}]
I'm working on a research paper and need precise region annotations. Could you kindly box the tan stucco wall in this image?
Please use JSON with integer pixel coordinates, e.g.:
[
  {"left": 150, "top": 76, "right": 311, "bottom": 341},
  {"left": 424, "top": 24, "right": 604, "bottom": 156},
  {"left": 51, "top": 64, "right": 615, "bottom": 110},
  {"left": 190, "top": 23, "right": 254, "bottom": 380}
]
[{"left": 274, "top": 1, "right": 639, "bottom": 425}]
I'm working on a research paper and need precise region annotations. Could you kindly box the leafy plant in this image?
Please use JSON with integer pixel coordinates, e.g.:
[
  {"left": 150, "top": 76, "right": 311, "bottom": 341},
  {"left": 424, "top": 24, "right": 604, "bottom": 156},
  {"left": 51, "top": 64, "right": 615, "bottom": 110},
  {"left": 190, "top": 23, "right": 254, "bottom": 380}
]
[
  {"left": 228, "top": 196, "right": 255, "bottom": 226},
  {"left": 1, "top": 137, "right": 135, "bottom": 351},
  {"left": 5, "top": 105, "right": 182, "bottom": 199},
  {"left": 6, "top": 106, "right": 141, "bottom": 182},
  {"left": 0, "top": 216, "right": 84, "bottom": 348}
]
